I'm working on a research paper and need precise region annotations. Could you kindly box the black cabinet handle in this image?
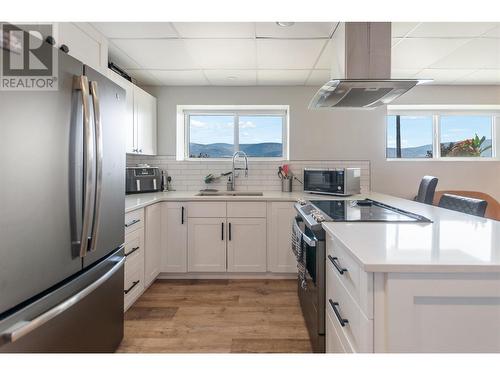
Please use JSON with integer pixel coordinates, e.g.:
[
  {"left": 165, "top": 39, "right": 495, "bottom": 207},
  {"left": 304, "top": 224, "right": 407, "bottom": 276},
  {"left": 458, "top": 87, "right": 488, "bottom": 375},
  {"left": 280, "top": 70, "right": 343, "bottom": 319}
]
[
  {"left": 125, "top": 218, "right": 140, "bottom": 228},
  {"left": 124, "top": 280, "right": 140, "bottom": 295},
  {"left": 328, "top": 255, "right": 347, "bottom": 275},
  {"left": 124, "top": 246, "right": 140, "bottom": 257},
  {"left": 221, "top": 222, "right": 224, "bottom": 240},
  {"left": 329, "top": 299, "right": 349, "bottom": 327},
  {"left": 181, "top": 206, "right": 185, "bottom": 224},
  {"left": 229, "top": 222, "right": 232, "bottom": 241}
]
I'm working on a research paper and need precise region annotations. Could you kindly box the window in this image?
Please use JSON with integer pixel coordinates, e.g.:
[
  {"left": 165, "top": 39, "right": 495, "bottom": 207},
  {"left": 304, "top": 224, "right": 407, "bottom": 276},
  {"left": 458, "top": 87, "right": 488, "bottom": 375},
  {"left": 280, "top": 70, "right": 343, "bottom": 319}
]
[
  {"left": 182, "top": 106, "right": 288, "bottom": 159},
  {"left": 386, "top": 111, "right": 497, "bottom": 160},
  {"left": 386, "top": 115, "right": 433, "bottom": 158},
  {"left": 439, "top": 115, "right": 492, "bottom": 158}
]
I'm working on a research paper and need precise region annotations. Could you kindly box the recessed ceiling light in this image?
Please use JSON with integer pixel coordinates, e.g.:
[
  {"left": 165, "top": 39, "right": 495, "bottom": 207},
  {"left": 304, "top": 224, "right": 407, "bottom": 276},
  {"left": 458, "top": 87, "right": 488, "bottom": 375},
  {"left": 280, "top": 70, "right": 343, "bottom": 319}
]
[
  {"left": 276, "top": 22, "right": 295, "bottom": 27},
  {"left": 226, "top": 76, "right": 237, "bottom": 81}
]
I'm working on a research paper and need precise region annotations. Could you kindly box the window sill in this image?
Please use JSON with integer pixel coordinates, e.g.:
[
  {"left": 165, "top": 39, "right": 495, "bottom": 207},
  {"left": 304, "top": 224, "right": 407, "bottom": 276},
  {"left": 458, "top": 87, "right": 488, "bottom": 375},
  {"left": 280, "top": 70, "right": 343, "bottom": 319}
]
[
  {"left": 386, "top": 158, "right": 500, "bottom": 162},
  {"left": 183, "top": 157, "right": 288, "bottom": 162}
]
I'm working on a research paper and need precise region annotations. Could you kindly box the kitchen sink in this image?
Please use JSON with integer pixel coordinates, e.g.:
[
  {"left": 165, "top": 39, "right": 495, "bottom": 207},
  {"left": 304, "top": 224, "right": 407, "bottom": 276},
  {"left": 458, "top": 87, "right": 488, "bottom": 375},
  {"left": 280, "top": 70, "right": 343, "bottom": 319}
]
[{"left": 196, "top": 191, "right": 264, "bottom": 196}]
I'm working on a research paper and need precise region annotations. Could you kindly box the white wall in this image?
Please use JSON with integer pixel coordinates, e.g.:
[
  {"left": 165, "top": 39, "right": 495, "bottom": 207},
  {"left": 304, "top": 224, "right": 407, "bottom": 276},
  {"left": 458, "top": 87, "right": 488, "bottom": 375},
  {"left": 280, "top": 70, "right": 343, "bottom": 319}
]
[{"left": 141, "top": 84, "right": 500, "bottom": 201}]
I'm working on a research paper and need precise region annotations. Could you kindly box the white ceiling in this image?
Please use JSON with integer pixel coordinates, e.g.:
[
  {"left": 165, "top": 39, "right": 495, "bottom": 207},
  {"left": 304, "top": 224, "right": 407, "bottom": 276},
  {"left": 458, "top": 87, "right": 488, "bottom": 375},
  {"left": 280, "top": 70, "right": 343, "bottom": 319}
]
[{"left": 91, "top": 22, "right": 500, "bottom": 86}]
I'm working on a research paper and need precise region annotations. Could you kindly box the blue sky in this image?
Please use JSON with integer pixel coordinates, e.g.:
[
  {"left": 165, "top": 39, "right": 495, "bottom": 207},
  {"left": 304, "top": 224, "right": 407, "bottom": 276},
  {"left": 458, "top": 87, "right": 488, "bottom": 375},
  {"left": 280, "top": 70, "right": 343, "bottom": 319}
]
[
  {"left": 387, "top": 115, "right": 492, "bottom": 148},
  {"left": 189, "top": 115, "right": 283, "bottom": 145}
]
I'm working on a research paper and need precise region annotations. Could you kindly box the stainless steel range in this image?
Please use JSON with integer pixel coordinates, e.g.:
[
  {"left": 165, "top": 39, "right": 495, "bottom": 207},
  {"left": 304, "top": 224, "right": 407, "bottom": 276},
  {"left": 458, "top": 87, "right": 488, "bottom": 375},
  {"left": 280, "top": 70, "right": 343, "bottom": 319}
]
[{"left": 292, "top": 198, "right": 431, "bottom": 353}]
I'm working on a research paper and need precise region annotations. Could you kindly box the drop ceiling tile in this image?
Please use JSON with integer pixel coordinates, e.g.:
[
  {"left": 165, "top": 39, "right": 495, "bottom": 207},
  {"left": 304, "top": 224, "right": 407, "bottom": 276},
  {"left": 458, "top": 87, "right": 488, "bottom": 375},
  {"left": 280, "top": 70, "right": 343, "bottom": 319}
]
[
  {"left": 257, "top": 39, "right": 326, "bottom": 69},
  {"left": 408, "top": 22, "right": 499, "bottom": 38},
  {"left": 314, "top": 39, "right": 334, "bottom": 69},
  {"left": 414, "top": 68, "right": 476, "bottom": 83},
  {"left": 256, "top": 22, "right": 337, "bottom": 38},
  {"left": 459, "top": 69, "right": 500, "bottom": 84},
  {"left": 390, "top": 69, "right": 421, "bottom": 79},
  {"left": 183, "top": 39, "right": 256, "bottom": 69},
  {"left": 108, "top": 42, "right": 141, "bottom": 69},
  {"left": 306, "top": 70, "right": 330, "bottom": 86},
  {"left": 392, "top": 22, "right": 420, "bottom": 38},
  {"left": 392, "top": 38, "right": 470, "bottom": 70},
  {"left": 257, "top": 70, "right": 309, "bottom": 85},
  {"left": 92, "top": 22, "right": 178, "bottom": 39},
  {"left": 172, "top": 22, "right": 255, "bottom": 38},
  {"left": 204, "top": 70, "right": 257, "bottom": 85},
  {"left": 125, "top": 69, "right": 161, "bottom": 86},
  {"left": 430, "top": 38, "right": 500, "bottom": 69},
  {"left": 147, "top": 70, "right": 208, "bottom": 86},
  {"left": 111, "top": 39, "right": 198, "bottom": 69}
]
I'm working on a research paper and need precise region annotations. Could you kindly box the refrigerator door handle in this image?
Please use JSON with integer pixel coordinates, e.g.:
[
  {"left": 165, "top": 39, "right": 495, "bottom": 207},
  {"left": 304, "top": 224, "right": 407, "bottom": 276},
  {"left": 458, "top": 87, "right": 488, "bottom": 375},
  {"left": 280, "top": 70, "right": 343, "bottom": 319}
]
[
  {"left": 0, "top": 257, "right": 125, "bottom": 344},
  {"left": 88, "top": 80, "right": 103, "bottom": 253},
  {"left": 73, "top": 75, "right": 94, "bottom": 258}
]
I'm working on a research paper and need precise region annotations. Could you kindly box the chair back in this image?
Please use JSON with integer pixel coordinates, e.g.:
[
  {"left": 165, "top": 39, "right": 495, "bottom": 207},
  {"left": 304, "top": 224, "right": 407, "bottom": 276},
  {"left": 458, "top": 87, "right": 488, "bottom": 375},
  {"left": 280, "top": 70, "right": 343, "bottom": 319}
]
[
  {"left": 433, "top": 190, "right": 500, "bottom": 221},
  {"left": 415, "top": 176, "right": 438, "bottom": 205},
  {"left": 438, "top": 193, "right": 488, "bottom": 217}
]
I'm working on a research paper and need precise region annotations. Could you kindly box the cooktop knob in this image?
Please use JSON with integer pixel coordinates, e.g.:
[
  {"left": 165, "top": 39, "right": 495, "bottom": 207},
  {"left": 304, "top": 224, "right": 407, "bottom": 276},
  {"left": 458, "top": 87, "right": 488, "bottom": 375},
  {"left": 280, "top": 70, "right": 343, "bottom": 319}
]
[{"left": 297, "top": 198, "right": 307, "bottom": 206}]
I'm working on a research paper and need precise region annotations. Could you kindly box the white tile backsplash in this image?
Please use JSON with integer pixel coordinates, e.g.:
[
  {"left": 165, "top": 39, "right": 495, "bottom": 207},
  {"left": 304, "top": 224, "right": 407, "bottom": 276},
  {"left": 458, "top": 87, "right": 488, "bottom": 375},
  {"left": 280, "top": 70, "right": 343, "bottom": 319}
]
[{"left": 127, "top": 155, "right": 371, "bottom": 193}]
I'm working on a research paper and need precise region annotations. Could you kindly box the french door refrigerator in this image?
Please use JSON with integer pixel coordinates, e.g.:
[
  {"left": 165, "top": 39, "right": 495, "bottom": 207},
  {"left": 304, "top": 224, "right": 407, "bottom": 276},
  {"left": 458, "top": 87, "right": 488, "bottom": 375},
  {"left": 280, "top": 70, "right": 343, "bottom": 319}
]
[{"left": 0, "top": 37, "right": 126, "bottom": 352}]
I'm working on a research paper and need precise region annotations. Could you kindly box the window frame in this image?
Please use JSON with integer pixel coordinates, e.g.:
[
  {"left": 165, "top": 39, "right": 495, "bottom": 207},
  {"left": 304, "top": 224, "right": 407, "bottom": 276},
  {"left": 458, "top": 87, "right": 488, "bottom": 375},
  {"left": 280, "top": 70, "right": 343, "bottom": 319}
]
[
  {"left": 178, "top": 105, "right": 289, "bottom": 161},
  {"left": 386, "top": 106, "right": 499, "bottom": 162}
]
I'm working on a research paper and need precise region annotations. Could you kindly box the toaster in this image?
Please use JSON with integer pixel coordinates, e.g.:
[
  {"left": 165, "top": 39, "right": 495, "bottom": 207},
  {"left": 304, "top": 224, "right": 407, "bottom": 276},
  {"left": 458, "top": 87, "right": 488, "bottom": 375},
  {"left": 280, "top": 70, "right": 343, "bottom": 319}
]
[{"left": 126, "top": 167, "right": 161, "bottom": 194}]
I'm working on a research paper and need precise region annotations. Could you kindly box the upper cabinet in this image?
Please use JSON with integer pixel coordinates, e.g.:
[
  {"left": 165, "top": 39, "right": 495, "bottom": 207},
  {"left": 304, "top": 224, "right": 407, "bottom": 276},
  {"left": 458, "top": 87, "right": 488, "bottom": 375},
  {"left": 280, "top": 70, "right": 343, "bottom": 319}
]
[
  {"left": 106, "top": 71, "right": 157, "bottom": 155},
  {"left": 133, "top": 86, "right": 157, "bottom": 155}
]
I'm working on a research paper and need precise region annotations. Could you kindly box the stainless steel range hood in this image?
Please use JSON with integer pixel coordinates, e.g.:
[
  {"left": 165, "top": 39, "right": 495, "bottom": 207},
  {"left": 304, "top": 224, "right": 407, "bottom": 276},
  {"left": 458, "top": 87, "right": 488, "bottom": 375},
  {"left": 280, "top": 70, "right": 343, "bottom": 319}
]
[{"left": 309, "top": 23, "right": 423, "bottom": 109}]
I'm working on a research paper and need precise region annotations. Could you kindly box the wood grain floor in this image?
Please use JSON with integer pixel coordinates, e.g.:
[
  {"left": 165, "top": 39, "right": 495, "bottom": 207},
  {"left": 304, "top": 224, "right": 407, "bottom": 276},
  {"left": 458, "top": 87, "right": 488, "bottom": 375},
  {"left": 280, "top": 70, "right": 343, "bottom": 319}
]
[{"left": 117, "top": 279, "right": 312, "bottom": 353}]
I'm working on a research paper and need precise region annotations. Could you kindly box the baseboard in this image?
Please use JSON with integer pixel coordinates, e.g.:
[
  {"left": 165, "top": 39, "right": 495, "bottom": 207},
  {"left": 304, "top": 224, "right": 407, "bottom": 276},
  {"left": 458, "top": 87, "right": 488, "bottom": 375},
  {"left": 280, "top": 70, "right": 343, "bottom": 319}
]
[{"left": 157, "top": 272, "right": 297, "bottom": 280}]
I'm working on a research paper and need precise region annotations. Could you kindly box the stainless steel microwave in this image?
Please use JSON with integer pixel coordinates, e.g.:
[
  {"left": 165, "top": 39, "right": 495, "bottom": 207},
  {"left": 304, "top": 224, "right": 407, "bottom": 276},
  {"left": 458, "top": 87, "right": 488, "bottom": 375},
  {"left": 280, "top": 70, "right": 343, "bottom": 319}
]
[{"left": 303, "top": 168, "right": 361, "bottom": 196}]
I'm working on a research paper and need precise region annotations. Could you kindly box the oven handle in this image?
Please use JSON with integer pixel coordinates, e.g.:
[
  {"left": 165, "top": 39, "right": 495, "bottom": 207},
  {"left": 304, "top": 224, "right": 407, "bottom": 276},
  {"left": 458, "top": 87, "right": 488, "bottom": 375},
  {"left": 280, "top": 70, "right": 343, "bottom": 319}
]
[{"left": 293, "top": 217, "right": 317, "bottom": 247}]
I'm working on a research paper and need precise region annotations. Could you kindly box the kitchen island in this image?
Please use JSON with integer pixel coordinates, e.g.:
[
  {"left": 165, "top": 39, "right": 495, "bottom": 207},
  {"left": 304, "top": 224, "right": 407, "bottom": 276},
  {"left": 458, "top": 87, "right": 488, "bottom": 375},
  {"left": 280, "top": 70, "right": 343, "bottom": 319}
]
[{"left": 322, "top": 193, "right": 500, "bottom": 353}]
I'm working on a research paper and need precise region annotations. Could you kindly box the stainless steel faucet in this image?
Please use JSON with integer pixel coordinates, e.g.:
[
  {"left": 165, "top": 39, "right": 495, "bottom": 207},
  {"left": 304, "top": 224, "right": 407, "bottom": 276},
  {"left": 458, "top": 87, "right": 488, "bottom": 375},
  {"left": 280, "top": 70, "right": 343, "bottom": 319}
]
[{"left": 228, "top": 151, "right": 248, "bottom": 191}]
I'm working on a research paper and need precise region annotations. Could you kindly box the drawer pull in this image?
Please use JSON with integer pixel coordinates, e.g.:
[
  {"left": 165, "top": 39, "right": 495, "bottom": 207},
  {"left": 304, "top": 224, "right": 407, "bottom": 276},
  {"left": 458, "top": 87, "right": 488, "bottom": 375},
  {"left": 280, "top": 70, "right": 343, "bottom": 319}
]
[
  {"left": 125, "top": 218, "right": 141, "bottom": 228},
  {"left": 329, "top": 299, "right": 349, "bottom": 327},
  {"left": 124, "top": 280, "right": 140, "bottom": 295},
  {"left": 124, "top": 246, "right": 140, "bottom": 257},
  {"left": 328, "top": 255, "right": 347, "bottom": 275}
]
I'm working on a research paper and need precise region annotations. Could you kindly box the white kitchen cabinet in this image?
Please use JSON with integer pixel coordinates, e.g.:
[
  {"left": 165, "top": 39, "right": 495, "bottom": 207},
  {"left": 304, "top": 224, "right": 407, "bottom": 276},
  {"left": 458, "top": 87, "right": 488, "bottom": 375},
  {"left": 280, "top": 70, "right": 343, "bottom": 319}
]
[
  {"left": 161, "top": 202, "right": 188, "bottom": 273},
  {"left": 144, "top": 203, "right": 162, "bottom": 287},
  {"left": 106, "top": 70, "right": 135, "bottom": 153},
  {"left": 124, "top": 208, "right": 145, "bottom": 311},
  {"left": 227, "top": 218, "right": 267, "bottom": 272},
  {"left": 133, "top": 86, "right": 157, "bottom": 155},
  {"left": 267, "top": 202, "right": 297, "bottom": 273},
  {"left": 188, "top": 218, "right": 227, "bottom": 272}
]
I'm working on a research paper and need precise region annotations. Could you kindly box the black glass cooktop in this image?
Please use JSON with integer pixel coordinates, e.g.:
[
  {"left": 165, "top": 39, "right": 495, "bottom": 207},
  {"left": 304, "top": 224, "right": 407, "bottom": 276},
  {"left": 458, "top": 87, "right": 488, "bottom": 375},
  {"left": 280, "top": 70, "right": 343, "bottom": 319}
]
[{"left": 310, "top": 199, "right": 432, "bottom": 223}]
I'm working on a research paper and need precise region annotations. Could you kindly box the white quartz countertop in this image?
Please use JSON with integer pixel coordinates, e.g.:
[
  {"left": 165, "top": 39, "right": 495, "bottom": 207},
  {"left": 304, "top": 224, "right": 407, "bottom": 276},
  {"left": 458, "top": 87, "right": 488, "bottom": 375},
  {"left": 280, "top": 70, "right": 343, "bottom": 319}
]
[
  {"left": 322, "top": 192, "right": 500, "bottom": 273},
  {"left": 125, "top": 190, "right": 347, "bottom": 213}
]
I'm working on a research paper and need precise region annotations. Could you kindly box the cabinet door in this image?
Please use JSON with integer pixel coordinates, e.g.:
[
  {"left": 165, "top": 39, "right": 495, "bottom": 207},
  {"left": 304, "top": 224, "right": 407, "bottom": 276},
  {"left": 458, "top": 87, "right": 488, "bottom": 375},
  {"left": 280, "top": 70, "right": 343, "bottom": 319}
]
[
  {"left": 227, "top": 218, "right": 267, "bottom": 272},
  {"left": 267, "top": 202, "right": 297, "bottom": 273},
  {"left": 134, "top": 86, "right": 157, "bottom": 155},
  {"left": 188, "top": 218, "right": 226, "bottom": 272},
  {"left": 107, "top": 69, "right": 135, "bottom": 153},
  {"left": 161, "top": 202, "right": 188, "bottom": 273},
  {"left": 144, "top": 203, "right": 162, "bottom": 286}
]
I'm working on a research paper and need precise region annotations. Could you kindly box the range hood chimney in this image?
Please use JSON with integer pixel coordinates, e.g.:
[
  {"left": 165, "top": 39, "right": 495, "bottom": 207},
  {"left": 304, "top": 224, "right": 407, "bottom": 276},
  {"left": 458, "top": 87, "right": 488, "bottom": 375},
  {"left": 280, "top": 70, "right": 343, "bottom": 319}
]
[{"left": 309, "top": 22, "right": 423, "bottom": 109}]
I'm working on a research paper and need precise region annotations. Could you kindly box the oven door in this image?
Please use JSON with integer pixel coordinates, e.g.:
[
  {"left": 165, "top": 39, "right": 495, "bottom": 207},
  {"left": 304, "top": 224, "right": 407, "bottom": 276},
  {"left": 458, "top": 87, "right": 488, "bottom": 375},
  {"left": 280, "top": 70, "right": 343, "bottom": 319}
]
[
  {"left": 303, "top": 169, "right": 345, "bottom": 195},
  {"left": 295, "top": 216, "right": 325, "bottom": 352}
]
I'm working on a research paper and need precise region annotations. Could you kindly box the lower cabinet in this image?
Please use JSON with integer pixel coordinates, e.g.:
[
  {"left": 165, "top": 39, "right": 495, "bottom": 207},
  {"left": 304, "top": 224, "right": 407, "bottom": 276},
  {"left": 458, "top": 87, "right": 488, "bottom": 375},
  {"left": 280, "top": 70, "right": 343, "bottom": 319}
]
[
  {"left": 161, "top": 202, "right": 188, "bottom": 273},
  {"left": 123, "top": 216, "right": 145, "bottom": 311},
  {"left": 227, "top": 218, "right": 267, "bottom": 272},
  {"left": 144, "top": 203, "right": 162, "bottom": 287},
  {"left": 267, "top": 202, "right": 297, "bottom": 273},
  {"left": 188, "top": 218, "right": 227, "bottom": 272}
]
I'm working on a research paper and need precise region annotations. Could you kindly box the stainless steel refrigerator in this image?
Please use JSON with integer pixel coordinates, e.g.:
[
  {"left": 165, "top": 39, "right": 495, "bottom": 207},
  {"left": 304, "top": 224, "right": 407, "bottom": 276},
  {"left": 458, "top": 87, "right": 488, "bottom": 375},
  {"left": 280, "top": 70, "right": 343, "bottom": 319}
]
[{"left": 0, "top": 35, "right": 126, "bottom": 352}]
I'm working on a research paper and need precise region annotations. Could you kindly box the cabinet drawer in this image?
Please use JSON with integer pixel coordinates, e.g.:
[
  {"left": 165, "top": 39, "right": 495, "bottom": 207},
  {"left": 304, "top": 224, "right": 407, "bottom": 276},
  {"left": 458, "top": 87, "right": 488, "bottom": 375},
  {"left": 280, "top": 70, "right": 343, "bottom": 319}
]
[
  {"left": 326, "top": 234, "right": 373, "bottom": 318},
  {"left": 187, "top": 202, "right": 226, "bottom": 218},
  {"left": 125, "top": 209, "right": 144, "bottom": 235},
  {"left": 124, "top": 227, "right": 144, "bottom": 264},
  {"left": 326, "top": 259, "right": 373, "bottom": 353},
  {"left": 326, "top": 306, "right": 354, "bottom": 353},
  {"left": 227, "top": 202, "right": 266, "bottom": 218},
  {"left": 124, "top": 248, "right": 144, "bottom": 311}
]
